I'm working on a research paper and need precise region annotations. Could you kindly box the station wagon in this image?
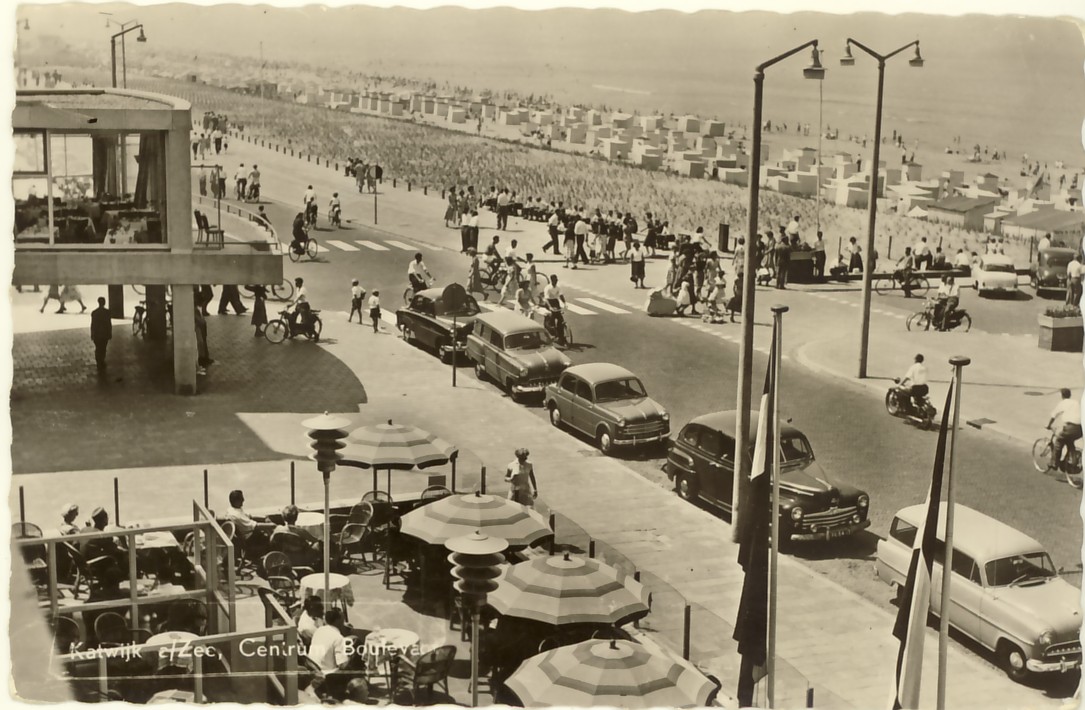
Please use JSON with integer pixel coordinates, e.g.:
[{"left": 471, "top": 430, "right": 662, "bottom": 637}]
[
  {"left": 544, "top": 363, "right": 670, "bottom": 454},
  {"left": 876, "top": 503, "right": 1081, "bottom": 682},
  {"left": 466, "top": 310, "right": 571, "bottom": 399},
  {"left": 396, "top": 283, "right": 480, "bottom": 363}
]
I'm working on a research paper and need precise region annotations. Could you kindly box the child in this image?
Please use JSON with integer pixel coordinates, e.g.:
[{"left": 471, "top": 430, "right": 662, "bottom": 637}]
[
  {"left": 514, "top": 280, "right": 534, "bottom": 318},
  {"left": 348, "top": 279, "right": 365, "bottom": 323},
  {"left": 368, "top": 290, "right": 381, "bottom": 333}
]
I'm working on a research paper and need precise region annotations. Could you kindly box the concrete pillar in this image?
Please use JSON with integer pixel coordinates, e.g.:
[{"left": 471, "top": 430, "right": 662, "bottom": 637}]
[
  {"left": 108, "top": 284, "right": 125, "bottom": 319},
  {"left": 173, "top": 285, "right": 198, "bottom": 395},
  {"left": 145, "top": 285, "right": 168, "bottom": 342}
]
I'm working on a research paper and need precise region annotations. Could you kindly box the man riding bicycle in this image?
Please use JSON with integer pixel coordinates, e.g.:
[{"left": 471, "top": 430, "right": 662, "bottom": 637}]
[
  {"left": 895, "top": 247, "right": 917, "bottom": 298},
  {"left": 329, "top": 193, "right": 342, "bottom": 225},
  {"left": 1047, "top": 388, "right": 1082, "bottom": 474},
  {"left": 899, "top": 353, "right": 928, "bottom": 412},
  {"left": 407, "top": 253, "right": 433, "bottom": 294},
  {"left": 542, "top": 274, "right": 568, "bottom": 346},
  {"left": 290, "top": 213, "right": 309, "bottom": 256},
  {"left": 287, "top": 277, "right": 313, "bottom": 336},
  {"left": 934, "top": 274, "right": 960, "bottom": 330},
  {"left": 303, "top": 185, "right": 318, "bottom": 226}
]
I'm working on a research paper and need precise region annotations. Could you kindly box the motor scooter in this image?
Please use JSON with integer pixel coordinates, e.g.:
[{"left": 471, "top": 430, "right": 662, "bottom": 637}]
[{"left": 885, "top": 379, "right": 937, "bottom": 430}]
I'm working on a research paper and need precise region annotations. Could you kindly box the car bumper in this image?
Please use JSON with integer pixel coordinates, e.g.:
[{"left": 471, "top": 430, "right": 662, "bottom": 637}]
[
  {"left": 511, "top": 380, "right": 556, "bottom": 394},
  {"left": 790, "top": 519, "right": 870, "bottom": 541},
  {"left": 1027, "top": 657, "right": 1082, "bottom": 673},
  {"left": 983, "top": 283, "right": 1017, "bottom": 291},
  {"left": 439, "top": 342, "right": 468, "bottom": 356},
  {"left": 613, "top": 430, "right": 669, "bottom": 447}
]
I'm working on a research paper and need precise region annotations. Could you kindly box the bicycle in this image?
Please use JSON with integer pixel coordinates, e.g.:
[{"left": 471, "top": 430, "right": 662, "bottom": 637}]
[
  {"left": 264, "top": 308, "right": 322, "bottom": 344},
  {"left": 906, "top": 299, "right": 972, "bottom": 332},
  {"left": 403, "top": 277, "right": 435, "bottom": 305},
  {"left": 270, "top": 278, "right": 295, "bottom": 302},
  {"left": 131, "top": 300, "right": 173, "bottom": 338},
  {"left": 304, "top": 203, "right": 318, "bottom": 230},
  {"left": 534, "top": 304, "right": 573, "bottom": 348},
  {"left": 1032, "top": 429, "right": 1083, "bottom": 477},
  {"left": 288, "top": 234, "right": 319, "bottom": 263},
  {"left": 874, "top": 271, "right": 930, "bottom": 298}
]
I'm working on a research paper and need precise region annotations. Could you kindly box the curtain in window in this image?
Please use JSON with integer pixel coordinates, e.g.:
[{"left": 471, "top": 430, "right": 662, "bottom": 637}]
[
  {"left": 92, "top": 135, "right": 119, "bottom": 197},
  {"left": 133, "top": 133, "right": 164, "bottom": 208}
]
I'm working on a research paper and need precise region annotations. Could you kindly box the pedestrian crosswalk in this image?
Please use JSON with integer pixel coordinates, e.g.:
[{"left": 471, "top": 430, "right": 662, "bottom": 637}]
[
  {"left": 355, "top": 240, "right": 389, "bottom": 251},
  {"left": 325, "top": 240, "right": 359, "bottom": 252},
  {"left": 309, "top": 237, "right": 428, "bottom": 254}
]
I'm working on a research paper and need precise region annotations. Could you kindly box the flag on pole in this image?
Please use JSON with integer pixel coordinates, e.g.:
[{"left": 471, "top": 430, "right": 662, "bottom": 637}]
[
  {"left": 734, "top": 330, "right": 776, "bottom": 707},
  {"left": 889, "top": 383, "right": 954, "bottom": 710}
]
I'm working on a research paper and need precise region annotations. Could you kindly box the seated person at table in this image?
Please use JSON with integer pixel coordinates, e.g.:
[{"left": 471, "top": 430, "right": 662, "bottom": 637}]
[
  {"left": 156, "top": 599, "right": 209, "bottom": 636},
  {"left": 295, "top": 596, "right": 325, "bottom": 648},
  {"left": 80, "top": 507, "right": 127, "bottom": 568},
  {"left": 226, "top": 489, "right": 272, "bottom": 558},
  {"left": 273, "top": 505, "right": 323, "bottom": 548},
  {"left": 59, "top": 502, "right": 80, "bottom": 536},
  {"left": 307, "top": 608, "right": 366, "bottom": 700}
]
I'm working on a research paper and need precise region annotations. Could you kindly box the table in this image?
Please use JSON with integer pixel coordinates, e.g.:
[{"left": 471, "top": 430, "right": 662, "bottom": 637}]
[
  {"left": 136, "top": 531, "right": 180, "bottom": 550},
  {"left": 146, "top": 631, "right": 198, "bottom": 671},
  {"left": 364, "top": 628, "right": 421, "bottom": 689},
  {"left": 300, "top": 572, "right": 355, "bottom": 610},
  {"left": 148, "top": 689, "right": 200, "bottom": 704},
  {"left": 295, "top": 512, "right": 325, "bottom": 539}
]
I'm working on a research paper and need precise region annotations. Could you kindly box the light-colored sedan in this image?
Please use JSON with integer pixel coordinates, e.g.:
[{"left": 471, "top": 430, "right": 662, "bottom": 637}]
[
  {"left": 972, "top": 254, "right": 1019, "bottom": 296},
  {"left": 876, "top": 503, "right": 1081, "bottom": 682}
]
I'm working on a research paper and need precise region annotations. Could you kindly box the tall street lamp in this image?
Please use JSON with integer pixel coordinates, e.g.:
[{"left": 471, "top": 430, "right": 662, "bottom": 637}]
[
  {"left": 110, "top": 21, "right": 146, "bottom": 89},
  {"left": 841, "top": 38, "right": 924, "bottom": 379},
  {"left": 732, "top": 40, "right": 824, "bottom": 543}
]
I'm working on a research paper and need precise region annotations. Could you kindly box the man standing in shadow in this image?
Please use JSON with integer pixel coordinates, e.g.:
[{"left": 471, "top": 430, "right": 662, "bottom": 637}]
[{"left": 90, "top": 297, "right": 112, "bottom": 375}]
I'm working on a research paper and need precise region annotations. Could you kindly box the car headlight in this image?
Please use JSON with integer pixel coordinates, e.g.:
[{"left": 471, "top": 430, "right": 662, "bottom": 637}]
[
  {"left": 790, "top": 507, "right": 804, "bottom": 521},
  {"left": 858, "top": 494, "right": 869, "bottom": 509},
  {"left": 661, "top": 411, "right": 670, "bottom": 421},
  {"left": 617, "top": 417, "right": 627, "bottom": 427},
  {"left": 1038, "top": 630, "right": 1055, "bottom": 647},
  {"left": 517, "top": 365, "right": 528, "bottom": 376}
]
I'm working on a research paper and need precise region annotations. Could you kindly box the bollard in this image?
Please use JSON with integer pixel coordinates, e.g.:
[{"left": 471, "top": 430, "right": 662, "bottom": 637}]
[
  {"left": 290, "top": 461, "right": 296, "bottom": 506},
  {"left": 938, "top": 235, "right": 944, "bottom": 250},
  {"left": 451, "top": 457, "right": 458, "bottom": 493},
  {"left": 1028, "top": 236, "right": 1035, "bottom": 263},
  {"left": 806, "top": 687, "right": 814, "bottom": 708},
  {"left": 307, "top": 154, "right": 311, "bottom": 163},
  {"left": 424, "top": 186, "right": 428, "bottom": 196},
  {"left": 480, "top": 466, "right": 486, "bottom": 494},
  {"left": 441, "top": 189, "right": 446, "bottom": 200},
  {"left": 393, "top": 178, "right": 397, "bottom": 189},
  {"left": 408, "top": 181, "right": 411, "bottom": 192},
  {"left": 682, "top": 604, "right": 692, "bottom": 660},
  {"left": 334, "top": 162, "right": 338, "bottom": 172}
]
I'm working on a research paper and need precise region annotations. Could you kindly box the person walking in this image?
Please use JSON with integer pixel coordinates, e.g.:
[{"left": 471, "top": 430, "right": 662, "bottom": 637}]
[
  {"left": 348, "top": 279, "right": 365, "bottom": 323},
  {"left": 544, "top": 209, "right": 561, "bottom": 255},
  {"left": 368, "top": 291, "right": 382, "bottom": 333},
  {"left": 40, "top": 284, "right": 63, "bottom": 313},
  {"left": 234, "top": 164, "right": 247, "bottom": 201},
  {"left": 194, "top": 305, "right": 212, "bottom": 375},
  {"left": 245, "top": 284, "right": 268, "bottom": 337},
  {"left": 629, "top": 240, "right": 647, "bottom": 288},
  {"left": 217, "top": 284, "right": 247, "bottom": 316},
  {"left": 1066, "top": 254, "right": 1083, "bottom": 307},
  {"left": 812, "top": 232, "right": 826, "bottom": 279},
  {"left": 774, "top": 236, "right": 791, "bottom": 289},
  {"left": 504, "top": 448, "right": 539, "bottom": 507},
  {"left": 211, "top": 127, "right": 223, "bottom": 155},
  {"left": 90, "top": 297, "right": 112, "bottom": 374},
  {"left": 198, "top": 168, "right": 208, "bottom": 197}
]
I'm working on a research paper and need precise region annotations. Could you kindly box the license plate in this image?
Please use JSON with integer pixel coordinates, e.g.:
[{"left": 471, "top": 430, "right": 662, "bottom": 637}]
[{"left": 825, "top": 528, "right": 851, "bottom": 540}]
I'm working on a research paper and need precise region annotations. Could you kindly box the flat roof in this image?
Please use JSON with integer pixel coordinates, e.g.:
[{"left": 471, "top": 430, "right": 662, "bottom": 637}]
[
  {"left": 929, "top": 195, "right": 1000, "bottom": 213},
  {"left": 16, "top": 88, "right": 190, "bottom": 112},
  {"left": 1003, "top": 210, "right": 1085, "bottom": 231}
]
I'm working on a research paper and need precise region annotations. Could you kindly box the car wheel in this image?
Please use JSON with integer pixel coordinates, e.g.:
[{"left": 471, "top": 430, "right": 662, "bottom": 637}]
[
  {"left": 597, "top": 427, "right": 613, "bottom": 455},
  {"left": 474, "top": 361, "right": 487, "bottom": 382},
  {"left": 676, "top": 472, "right": 698, "bottom": 502},
  {"left": 401, "top": 325, "right": 414, "bottom": 343},
  {"left": 997, "top": 641, "right": 1030, "bottom": 683},
  {"left": 548, "top": 404, "right": 563, "bottom": 429},
  {"left": 505, "top": 379, "right": 520, "bottom": 402}
]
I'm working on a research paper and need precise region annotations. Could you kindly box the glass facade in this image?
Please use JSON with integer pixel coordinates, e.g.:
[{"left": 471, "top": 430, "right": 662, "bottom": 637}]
[{"left": 12, "top": 129, "right": 168, "bottom": 247}]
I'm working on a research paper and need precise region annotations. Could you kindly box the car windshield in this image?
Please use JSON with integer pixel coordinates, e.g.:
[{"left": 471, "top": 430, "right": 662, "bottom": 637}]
[
  {"left": 984, "top": 551, "right": 1057, "bottom": 587},
  {"left": 1044, "top": 255, "right": 1071, "bottom": 268},
  {"left": 983, "top": 262, "right": 1015, "bottom": 273},
  {"left": 505, "top": 330, "right": 549, "bottom": 350},
  {"left": 434, "top": 296, "right": 480, "bottom": 317},
  {"left": 594, "top": 377, "right": 647, "bottom": 402},
  {"left": 780, "top": 434, "right": 813, "bottom": 463}
]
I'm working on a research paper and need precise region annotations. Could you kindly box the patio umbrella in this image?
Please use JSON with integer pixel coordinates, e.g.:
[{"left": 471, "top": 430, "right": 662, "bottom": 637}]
[
  {"left": 400, "top": 491, "right": 550, "bottom": 547},
  {"left": 506, "top": 638, "right": 716, "bottom": 708},
  {"left": 489, "top": 552, "right": 649, "bottom": 627},
  {"left": 341, "top": 419, "right": 458, "bottom": 494}
]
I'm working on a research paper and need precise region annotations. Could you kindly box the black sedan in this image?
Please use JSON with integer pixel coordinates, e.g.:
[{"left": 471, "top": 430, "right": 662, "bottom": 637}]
[{"left": 396, "top": 283, "right": 481, "bottom": 363}]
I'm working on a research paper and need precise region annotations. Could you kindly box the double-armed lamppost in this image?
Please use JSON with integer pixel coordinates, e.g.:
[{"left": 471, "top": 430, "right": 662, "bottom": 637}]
[
  {"left": 732, "top": 41, "right": 824, "bottom": 542},
  {"left": 840, "top": 38, "right": 924, "bottom": 379},
  {"left": 108, "top": 19, "right": 147, "bottom": 89}
]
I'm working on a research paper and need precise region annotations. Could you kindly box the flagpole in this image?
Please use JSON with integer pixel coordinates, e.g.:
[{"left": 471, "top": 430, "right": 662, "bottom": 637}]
[
  {"left": 937, "top": 356, "right": 970, "bottom": 710},
  {"left": 767, "top": 304, "right": 788, "bottom": 709}
]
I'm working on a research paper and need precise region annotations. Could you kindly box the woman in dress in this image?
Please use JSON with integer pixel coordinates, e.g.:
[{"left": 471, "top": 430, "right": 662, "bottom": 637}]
[
  {"left": 504, "top": 448, "right": 538, "bottom": 507},
  {"left": 444, "top": 188, "right": 458, "bottom": 228},
  {"left": 58, "top": 285, "right": 86, "bottom": 314},
  {"left": 40, "top": 284, "right": 63, "bottom": 313},
  {"left": 246, "top": 284, "right": 268, "bottom": 337}
]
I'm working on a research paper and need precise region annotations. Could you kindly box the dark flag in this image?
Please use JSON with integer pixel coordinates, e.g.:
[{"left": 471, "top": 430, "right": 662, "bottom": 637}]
[
  {"left": 734, "top": 330, "right": 776, "bottom": 707},
  {"left": 889, "top": 383, "right": 954, "bottom": 709}
]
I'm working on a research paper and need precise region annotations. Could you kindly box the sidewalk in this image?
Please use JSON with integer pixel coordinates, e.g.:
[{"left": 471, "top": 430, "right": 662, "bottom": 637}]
[{"left": 12, "top": 301, "right": 1065, "bottom": 709}]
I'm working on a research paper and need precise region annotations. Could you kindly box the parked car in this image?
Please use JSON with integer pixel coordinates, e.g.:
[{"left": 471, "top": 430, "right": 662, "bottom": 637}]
[
  {"left": 876, "top": 504, "right": 1081, "bottom": 682},
  {"left": 544, "top": 363, "right": 670, "bottom": 454},
  {"left": 1030, "top": 247, "right": 1075, "bottom": 297},
  {"left": 396, "top": 283, "right": 480, "bottom": 363},
  {"left": 662, "top": 410, "right": 870, "bottom": 541},
  {"left": 972, "top": 254, "right": 1019, "bottom": 297},
  {"left": 466, "top": 310, "right": 571, "bottom": 399}
]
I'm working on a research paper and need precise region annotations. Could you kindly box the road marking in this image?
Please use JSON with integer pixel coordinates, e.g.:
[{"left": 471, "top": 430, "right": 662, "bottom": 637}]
[
  {"left": 380, "top": 310, "right": 399, "bottom": 326},
  {"left": 385, "top": 240, "right": 419, "bottom": 251},
  {"left": 326, "top": 240, "right": 359, "bottom": 252},
  {"left": 564, "top": 303, "right": 596, "bottom": 316},
  {"left": 577, "top": 297, "right": 629, "bottom": 314},
  {"left": 314, "top": 243, "right": 331, "bottom": 253},
  {"left": 355, "top": 240, "right": 389, "bottom": 251}
]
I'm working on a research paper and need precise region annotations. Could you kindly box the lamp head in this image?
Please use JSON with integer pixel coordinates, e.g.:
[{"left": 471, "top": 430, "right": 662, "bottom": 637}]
[
  {"left": 908, "top": 43, "right": 923, "bottom": 68},
  {"left": 840, "top": 43, "right": 855, "bottom": 67},
  {"left": 803, "top": 46, "right": 825, "bottom": 80},
  {"left": 136, "top": 27, "right": 147, "bottom": 42}
]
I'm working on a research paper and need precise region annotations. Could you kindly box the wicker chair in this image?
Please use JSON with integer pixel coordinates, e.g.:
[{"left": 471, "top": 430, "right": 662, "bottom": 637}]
[{"left": 395, "top": 644, "right": 456, "bottom": 704}]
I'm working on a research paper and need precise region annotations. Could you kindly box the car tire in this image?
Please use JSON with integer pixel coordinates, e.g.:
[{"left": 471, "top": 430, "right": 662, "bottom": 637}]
[
  {"left": 505, "top": 378, "right": 519, "bottom": 401},
  {"left": 548, "top": 403, "right": 562, "bottom": 429},
  {"left": 401, "top": 325, "right": 414, "bottom": 343},
  {"left": 597, "top": 427, "right": 613, "bottom": 455},
  {"left": 676, "top": 472, "right": 698, "bottom": 502},
  {"left": 997, "top": 640, "right": 1030, "bottom": 683},
  {"left": 474, "top": 361, "right": 487, "bottom": 382}
]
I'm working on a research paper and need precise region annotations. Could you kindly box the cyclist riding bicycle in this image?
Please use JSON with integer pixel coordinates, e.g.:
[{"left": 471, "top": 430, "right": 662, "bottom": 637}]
[
  {"left": 407, "top": 253, "right": 433, "bottom": 294},
  {"left": 933, "top": 274, "right": 960, "bottom": 330},
  {"left": 329, "top": 193, "right": 342, "bottom": 225},
  {"left": 290, "top": 213, "right": 309, "bottom": 255},
  {"left": 1047, "top": 388, "right": 1082, "bottom": 473},
  {"left": 287, "top": 277, "right": 312, "bottom": 336},
  {"left": 303, "top": 185, "right": 318, "bottom": 226},
  {"left": 542, "top": 274, "right": 568, "bottom": 346},
  {"left": 895, "top": 247, "right": 917, "bottom": 298}
]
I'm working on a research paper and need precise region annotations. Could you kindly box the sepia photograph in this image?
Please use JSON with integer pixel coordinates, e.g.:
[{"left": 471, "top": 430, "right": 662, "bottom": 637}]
[{"left": 5, "top": 0, "right": 1085, "bottom": 707}]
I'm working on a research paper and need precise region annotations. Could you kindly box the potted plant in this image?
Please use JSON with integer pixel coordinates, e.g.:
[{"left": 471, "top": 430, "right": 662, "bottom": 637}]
[{"left": 1037, "top": 305, "right": 1083, "bottom": 352}]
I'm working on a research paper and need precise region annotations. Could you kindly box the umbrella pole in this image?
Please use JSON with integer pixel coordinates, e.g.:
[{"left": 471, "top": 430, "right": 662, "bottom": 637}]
[
  {"left": 324, "top": 471, "right": 331, "bottom": 614},
  {"left": 387, "top": 468, "right": 391, "bottom": 497},
  {"left": 372, "top": 469, "right": 377, "bottom": 493},
  {"left": 471, "top": 605, "right": 480, "bottom": 707}
]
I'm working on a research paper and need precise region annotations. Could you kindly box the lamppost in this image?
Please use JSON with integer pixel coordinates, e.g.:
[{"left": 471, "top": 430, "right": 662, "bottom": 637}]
[
  {"left": 446, "top": 531, "right": 507, "bottom": 707},
  {"left": 303, "top": 412, "right": 351, "bottom": 607},
  {"left": 109, "top": 20, "right": 146, "bottom": 89},
  {"left": 840, "top": 38, "right": 924, "bottom": 379},
  {"left": 732, "top": 41, "right": 824, "bottom": 543}
]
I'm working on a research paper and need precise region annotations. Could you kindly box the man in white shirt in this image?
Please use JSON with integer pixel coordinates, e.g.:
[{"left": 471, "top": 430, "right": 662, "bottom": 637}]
[
  {"left": 235, "top": 164, "right": 248, "bottom": 201},
  {"left": 542, "top": 274, "right": 568, "bottom": 345},
  {"left": 1048, "top": 388, "right": 1082, "bottom": 474},
  {"left": 307, "top": 608, "right": 358, "bottom": 698},
  {"left": 1065, "top": 255, "right": 1082, "bottom": 307},
  {"left": 1037, "top": 233, "right": 1052, "bottom": 253},
  {"left": 545, "top": 211, "right": 561, "bottom": 255},
  {"left": 914, "top": 237, "right": 932, "bottom": 270},
  {"left": 573, "top": 214, "right": 590, "bottom": 268},
  {"left": 468, "top": 210, "right": 481, "bottom": 251},
  {"left": 247, "top": 164, "right": 261, "bottom": 201},
  {"left": 900, "top": 353, "right": 928, "bottom": 412},
  {"left": 496, "top": 189, "right": 511, "bottom": 230},
  {"left": 934, "top": 275, "right": 961, "bottom": 330},
  {"left": 785, "top": 215, "right": 800, "bottom": 243},
  {"left": 407, "top": 253, "right": 432, "bottom": 293},
  {"left": 226, "top": 489, "right": 273, "bottom": 557}
]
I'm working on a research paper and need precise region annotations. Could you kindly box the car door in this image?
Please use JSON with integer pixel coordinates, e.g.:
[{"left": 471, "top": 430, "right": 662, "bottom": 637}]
[
  {"left": 488, "top": 327, "right": 505, "bottom": 381},
  {"left": 554, "top": 374, "right": 579, "bottom": 428},
  {"left": 572, "top": 378, "right": 595, "bottom": 434},
  {"left": 696, "top": 428, "right": 734, "bottom": 507},
  {"left": 410, "top": 295, "right": 435, "bottom": 348},
  {"left": 947, "top": 551, "right": 986, "bottom": 644}
]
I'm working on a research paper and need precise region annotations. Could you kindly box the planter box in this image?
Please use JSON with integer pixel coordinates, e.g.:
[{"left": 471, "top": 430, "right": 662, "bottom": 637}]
[{"left": 1037, "top": 315, "right": 1083, "bottom": 352}]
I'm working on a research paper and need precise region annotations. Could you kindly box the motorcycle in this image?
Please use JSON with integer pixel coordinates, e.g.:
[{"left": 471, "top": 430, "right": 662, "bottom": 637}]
[
  {"left": 885, "top": 378, "right": 937, "bottom": 430},
  {"left": 906, "top": 299, "right": 972, "bottom": 332},
  {"left": 330, "top": 205, "right": 342, "bottom": 228}
]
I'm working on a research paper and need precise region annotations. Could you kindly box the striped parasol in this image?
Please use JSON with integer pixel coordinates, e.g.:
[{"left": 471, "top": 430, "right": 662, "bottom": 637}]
[
  {"left": 342, "top": 420, "right": 458, "bottom": 492},
  {"left": 400, "top": 491, "right": 551, "bottom": 546},
  {"left": 506, "top": 638, "right": 716, "bottom": 708},
  {"left": 489, "top": 552, "right": 649, "bottom": 627}
]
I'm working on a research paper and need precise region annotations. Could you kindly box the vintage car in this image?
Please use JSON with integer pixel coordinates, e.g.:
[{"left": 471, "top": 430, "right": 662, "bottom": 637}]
[
  {"left": 466, "top": 310, "right": 571, "bottom": 399},
  {"left": 662, "top": 411, "right": 870, "bottom": 542},
  {"left": 876, "top": 504, "right": 1081, "bottom": 682},
  {"left": 1030, "top": 247, "right": 1075, "bottom": 297},
  {"left": 544, "top": 363, "right": 670, "bottom": 454},
  {"left": 396, "top": 283, "right": 480, "bottom": 363},
  {"left": 972, "top": 253, "right": 1019, "bottom": 297}
]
